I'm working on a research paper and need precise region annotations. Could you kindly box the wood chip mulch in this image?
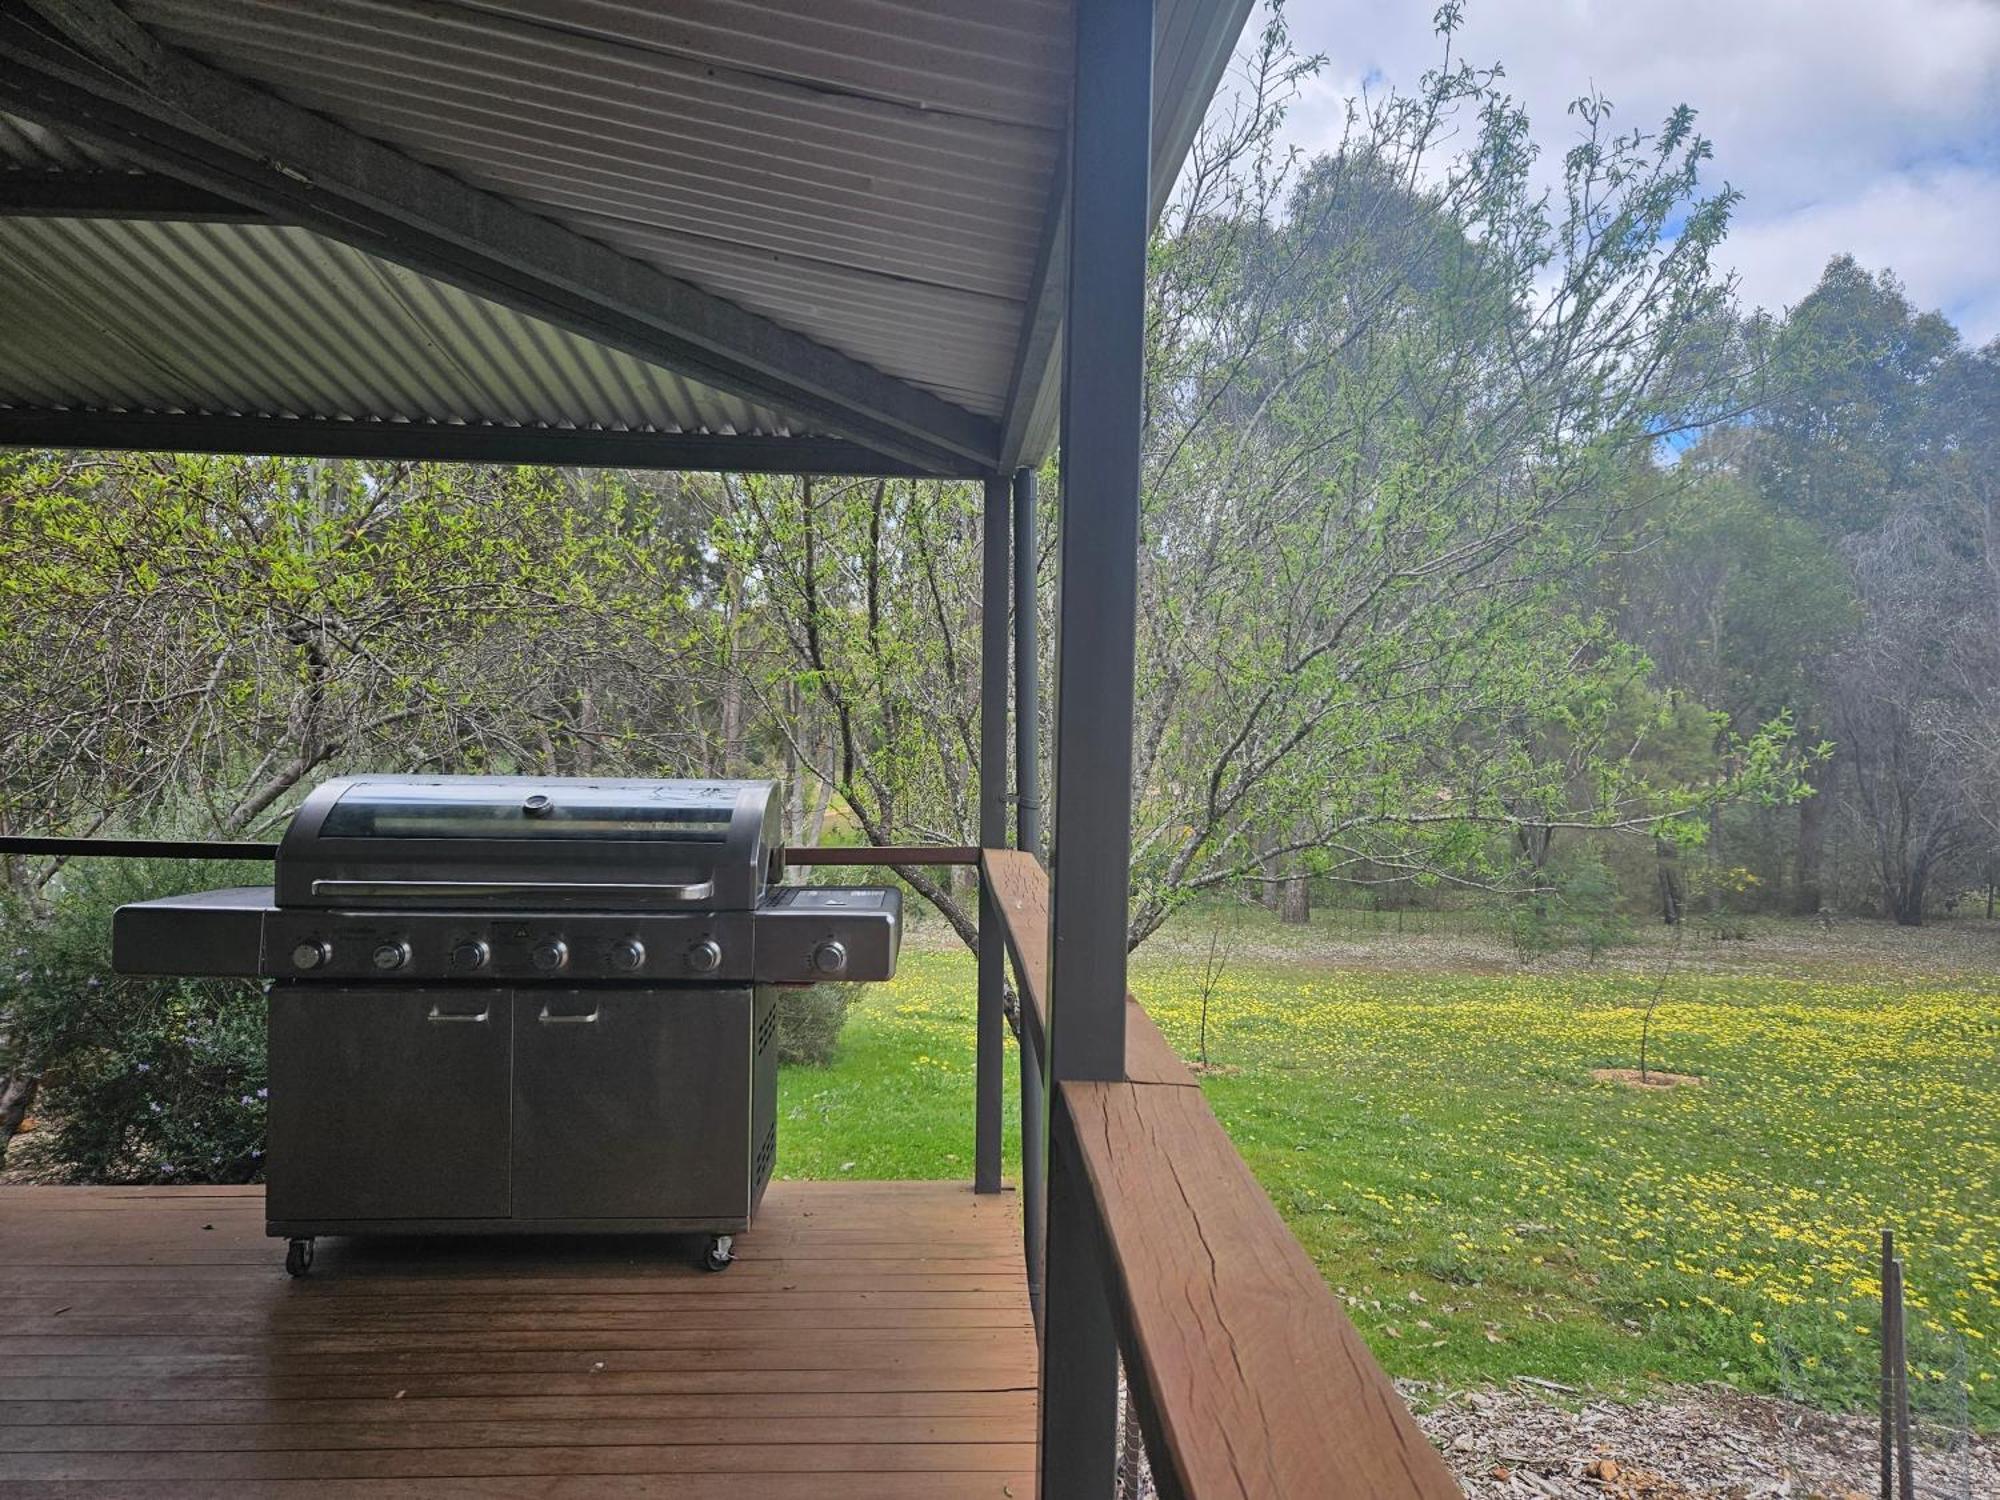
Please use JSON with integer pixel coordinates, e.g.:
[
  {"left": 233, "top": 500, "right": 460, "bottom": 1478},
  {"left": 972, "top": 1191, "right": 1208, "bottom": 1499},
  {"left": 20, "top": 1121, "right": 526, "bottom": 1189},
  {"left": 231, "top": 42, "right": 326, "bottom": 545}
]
[{"left": 1406, "top": 1381, "right": 1996, "bottom": 1498}]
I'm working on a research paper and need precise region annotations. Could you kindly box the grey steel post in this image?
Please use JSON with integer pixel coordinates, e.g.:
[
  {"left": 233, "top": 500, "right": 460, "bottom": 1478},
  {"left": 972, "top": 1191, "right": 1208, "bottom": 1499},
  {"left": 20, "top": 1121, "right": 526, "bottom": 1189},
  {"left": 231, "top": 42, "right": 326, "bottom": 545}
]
[
  {"left": 1014, "top": 467, "right": 1047, "bottom": 1321},
  {"left": 1048, "top": 0, "right": 1146, "bottom": 1083},
  {"left": 1889, "top": 1254, "right": 1915, "bottom": 1500},
  {"left": 976, "top": 475, "right": 1011, "bottom": 1195},
  {"left": 1013, "top": 465, "right": 1043, "bottom": 856},
  {"left": 1880, "top": 1230, "right": 1894, "bottom": 1500},
  {"left": 1019, "top": 1018, "right": 1047, "bottom": 1327},
  {"left": 1040, "top": 0, "right": 1151, "bottom": 1491}
]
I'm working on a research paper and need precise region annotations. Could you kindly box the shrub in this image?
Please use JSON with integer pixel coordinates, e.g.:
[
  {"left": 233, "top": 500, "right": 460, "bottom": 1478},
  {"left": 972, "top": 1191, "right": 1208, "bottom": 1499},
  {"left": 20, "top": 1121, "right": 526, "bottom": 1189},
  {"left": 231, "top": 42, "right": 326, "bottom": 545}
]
[
  {"left": 0, "top": 858, "right": 266, "bottom": 1183},
  {"left": 776, "top": 983, "right": 858, "bottom": 1066},
  {"left": 1562, "top": 854, "right": 1632, "bottom": 959},
  {"left": 1509, "top": 851, "right": 1632, "bottom": 960}
]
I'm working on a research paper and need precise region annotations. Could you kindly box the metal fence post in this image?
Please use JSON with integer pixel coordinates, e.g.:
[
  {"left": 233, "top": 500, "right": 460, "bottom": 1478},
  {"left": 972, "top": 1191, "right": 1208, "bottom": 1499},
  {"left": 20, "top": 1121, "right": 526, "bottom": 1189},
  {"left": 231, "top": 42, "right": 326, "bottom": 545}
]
[
  {"left": 976, "top": 475, "right": 1011, "bottom": 1195},
  {"left": 1040, "top": 0, "right": 1151, "bottom": 1491}
]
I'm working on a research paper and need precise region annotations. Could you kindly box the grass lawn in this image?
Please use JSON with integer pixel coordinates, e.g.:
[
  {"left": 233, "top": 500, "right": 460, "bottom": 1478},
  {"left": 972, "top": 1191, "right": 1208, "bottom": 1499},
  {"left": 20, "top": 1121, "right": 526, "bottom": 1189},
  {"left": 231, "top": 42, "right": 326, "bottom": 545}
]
[{"left": 777, "top": 926, "right": 1999, "bottom": 1426}]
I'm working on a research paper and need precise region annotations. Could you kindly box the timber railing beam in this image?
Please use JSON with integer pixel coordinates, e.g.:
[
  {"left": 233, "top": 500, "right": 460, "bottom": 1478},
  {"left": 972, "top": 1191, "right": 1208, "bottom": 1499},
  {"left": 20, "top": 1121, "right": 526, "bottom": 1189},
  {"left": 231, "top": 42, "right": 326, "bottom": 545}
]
[{"left": 981, "top": 849, "right": 1463, "bottom": 1500}]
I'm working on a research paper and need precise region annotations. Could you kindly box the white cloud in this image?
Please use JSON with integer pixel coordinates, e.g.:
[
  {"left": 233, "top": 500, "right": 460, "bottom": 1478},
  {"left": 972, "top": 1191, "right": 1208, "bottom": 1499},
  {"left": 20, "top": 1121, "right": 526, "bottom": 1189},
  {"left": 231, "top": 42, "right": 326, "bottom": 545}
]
[
  {"left": 1724, "top": 165, "right": 2000, "bottom": 339},
  {"left": 1275, "top": 0, "right": 2000, "bottom": 340}
]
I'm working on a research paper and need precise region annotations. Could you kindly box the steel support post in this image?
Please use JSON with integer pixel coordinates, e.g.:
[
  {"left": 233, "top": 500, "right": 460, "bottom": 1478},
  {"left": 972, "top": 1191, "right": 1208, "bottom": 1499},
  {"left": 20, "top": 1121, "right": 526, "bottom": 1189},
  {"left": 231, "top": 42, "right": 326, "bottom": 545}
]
[
  {"left": 1039, "top": 0, "right": 1152, "bottom": 1491},
  {"left": 975, "top": 475, "right": 1012, "bottom": 1195},
  {"left": 1041, "top": 1089, "right": 1120, "bottom": 1498},
  {"left": 1047, "top": 0, "right": 1147, "bottom": 1080},
  {"left": 1014, "top": 467, "right": 1048, "bottom": 1317},
  {"left": 1019, "top": 1023, "right": 1047, "bottom": 1326},
  {"left": 1013, "top": 466, "right": 1044, "bottom": 857}
]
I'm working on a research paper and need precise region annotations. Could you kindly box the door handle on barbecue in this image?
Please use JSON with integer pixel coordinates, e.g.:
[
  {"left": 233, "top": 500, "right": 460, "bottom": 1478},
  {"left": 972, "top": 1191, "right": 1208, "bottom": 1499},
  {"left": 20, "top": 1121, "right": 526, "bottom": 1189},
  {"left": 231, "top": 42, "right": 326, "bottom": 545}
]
[
  {"left": 537, "top": 1003, "right": 601, "bottom": 1025},
  {"left": 427, "top": 1002, "right": 490, "bottom": 1023}
]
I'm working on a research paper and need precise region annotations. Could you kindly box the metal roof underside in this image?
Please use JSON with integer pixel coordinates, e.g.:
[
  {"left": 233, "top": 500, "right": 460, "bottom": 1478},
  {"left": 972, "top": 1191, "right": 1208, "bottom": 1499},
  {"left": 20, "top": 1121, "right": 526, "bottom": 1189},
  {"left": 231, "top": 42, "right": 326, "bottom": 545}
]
[{"left": 0, "top": 0, "right": 1253, "bottom": 476}]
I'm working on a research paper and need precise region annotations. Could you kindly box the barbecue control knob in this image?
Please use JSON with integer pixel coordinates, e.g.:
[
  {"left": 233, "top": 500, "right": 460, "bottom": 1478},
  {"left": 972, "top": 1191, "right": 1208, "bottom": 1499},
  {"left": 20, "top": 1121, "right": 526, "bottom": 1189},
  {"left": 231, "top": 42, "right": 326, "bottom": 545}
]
[
  {"left": 450, "top": 939, "right": 490, "bottom": 972},
  {"left": 609, "top": 938, "right": 646, "bottom": 972},
  {"left": 371, "top": 940, "right": 411, "bottom": 973},
  {"left": 290, "top": 940, "right": 330, "bottom": 972},
  {"left": 530, "top": 937, "right": 569, "bottom": 972},
  {"left": 685, "top": 938, "right": 722, "bottom": 975},
  {"left": 811, "top": 940, "right": 849, "bottom": 978}
]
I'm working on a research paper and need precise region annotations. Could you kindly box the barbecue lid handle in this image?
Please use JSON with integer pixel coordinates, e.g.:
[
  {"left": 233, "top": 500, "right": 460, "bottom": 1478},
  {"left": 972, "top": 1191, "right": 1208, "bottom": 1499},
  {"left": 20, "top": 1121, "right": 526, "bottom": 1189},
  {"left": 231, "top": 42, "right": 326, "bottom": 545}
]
[{"left": 308, "top": 879, "right": 717, "bottom": 903}]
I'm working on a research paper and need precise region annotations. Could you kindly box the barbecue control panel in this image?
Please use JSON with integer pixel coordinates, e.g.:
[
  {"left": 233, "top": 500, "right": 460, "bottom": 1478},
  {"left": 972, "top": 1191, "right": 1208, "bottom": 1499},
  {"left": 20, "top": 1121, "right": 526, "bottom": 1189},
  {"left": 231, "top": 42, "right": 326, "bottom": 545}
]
[
  {"left": 261, "top": 910, "right": 763, "bottom": 983},
  {"left": 246, "top": 887, "right": 901, "bottom": 986},
  {"left": 115, "top": 883, "right": 901, "bottom": 986}
]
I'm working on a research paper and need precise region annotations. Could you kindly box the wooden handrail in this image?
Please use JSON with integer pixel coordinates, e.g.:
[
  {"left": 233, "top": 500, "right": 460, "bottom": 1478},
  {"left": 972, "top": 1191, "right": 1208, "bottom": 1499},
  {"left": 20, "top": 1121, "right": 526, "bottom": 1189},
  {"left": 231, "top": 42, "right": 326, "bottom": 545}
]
[
  {"left": 980, "top": 848, "right": 1461, "bottom": 1500},
  {"left": 784, "top": 844, "right": 980, "bottom": 866},
  {"left": 982, "top": 848, "right": 1191, "bottom": 1087},
  {"left": 0, "top": 836, "right": 278, "bottom": 860}
]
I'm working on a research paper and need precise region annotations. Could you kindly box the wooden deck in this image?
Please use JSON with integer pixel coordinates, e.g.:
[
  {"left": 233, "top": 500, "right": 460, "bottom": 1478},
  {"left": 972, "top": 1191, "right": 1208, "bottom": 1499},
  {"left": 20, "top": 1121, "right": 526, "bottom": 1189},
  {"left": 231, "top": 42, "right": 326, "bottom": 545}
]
[{"left": 0, "top": 1180, "right": 1037, "bottom": 1497}]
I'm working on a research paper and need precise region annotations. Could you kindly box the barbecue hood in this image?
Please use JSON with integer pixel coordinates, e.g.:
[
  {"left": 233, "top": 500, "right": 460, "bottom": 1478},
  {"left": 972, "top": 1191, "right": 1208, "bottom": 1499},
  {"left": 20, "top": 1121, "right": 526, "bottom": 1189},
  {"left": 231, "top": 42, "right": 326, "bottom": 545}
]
[
  {"left": 112, "top": 775, "right": 899, "bottom": 988},
  {"left": 277, "top": 776, "right": 780, "bottom": 910}
]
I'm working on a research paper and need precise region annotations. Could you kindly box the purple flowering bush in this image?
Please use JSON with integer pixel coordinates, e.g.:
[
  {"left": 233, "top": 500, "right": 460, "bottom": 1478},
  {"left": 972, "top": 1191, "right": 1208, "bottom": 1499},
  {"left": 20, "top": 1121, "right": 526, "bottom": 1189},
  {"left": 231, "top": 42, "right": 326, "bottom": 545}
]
[{"left": 1, "top": 858, "right": 265, "bottom": 1182}]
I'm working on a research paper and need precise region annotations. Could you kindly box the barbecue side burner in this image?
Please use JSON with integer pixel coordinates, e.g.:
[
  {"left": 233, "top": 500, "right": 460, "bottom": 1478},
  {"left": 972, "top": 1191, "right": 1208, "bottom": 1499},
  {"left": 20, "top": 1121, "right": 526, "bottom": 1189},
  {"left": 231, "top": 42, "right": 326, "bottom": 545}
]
[{"left": 112, "top": 777, "right": 901, "bottom": 1274}]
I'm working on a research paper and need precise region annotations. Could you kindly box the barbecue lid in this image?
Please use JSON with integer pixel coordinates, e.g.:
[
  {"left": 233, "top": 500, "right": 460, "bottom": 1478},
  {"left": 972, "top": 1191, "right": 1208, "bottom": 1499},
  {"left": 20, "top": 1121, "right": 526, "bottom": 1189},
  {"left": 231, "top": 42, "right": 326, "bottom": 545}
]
[{"left": 275, "top": 776, "right": 780, "bottom": 911}]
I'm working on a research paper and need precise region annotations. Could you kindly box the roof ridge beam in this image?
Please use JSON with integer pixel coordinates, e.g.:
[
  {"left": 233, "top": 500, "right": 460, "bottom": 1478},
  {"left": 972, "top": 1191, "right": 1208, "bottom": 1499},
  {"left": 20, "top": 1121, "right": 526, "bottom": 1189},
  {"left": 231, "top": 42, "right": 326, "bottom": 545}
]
[{"left": 0, "top": 0, "right": 999, "bottom": 475}]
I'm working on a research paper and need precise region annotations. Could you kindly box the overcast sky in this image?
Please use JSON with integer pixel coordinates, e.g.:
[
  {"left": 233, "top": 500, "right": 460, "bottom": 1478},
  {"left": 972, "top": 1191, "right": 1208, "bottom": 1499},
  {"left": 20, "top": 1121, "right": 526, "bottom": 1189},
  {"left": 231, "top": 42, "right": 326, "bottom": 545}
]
[{"left": 1273, "top": 0, "right": 2000, "bottom": 343}]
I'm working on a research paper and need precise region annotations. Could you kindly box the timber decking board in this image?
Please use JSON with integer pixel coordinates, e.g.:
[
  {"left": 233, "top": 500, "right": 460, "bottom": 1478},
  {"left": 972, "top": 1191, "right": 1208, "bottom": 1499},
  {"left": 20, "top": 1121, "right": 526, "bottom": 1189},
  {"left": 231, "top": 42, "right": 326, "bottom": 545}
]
[{"left": 0, "top": 1181, "right": 1036, "bottom": 1497}]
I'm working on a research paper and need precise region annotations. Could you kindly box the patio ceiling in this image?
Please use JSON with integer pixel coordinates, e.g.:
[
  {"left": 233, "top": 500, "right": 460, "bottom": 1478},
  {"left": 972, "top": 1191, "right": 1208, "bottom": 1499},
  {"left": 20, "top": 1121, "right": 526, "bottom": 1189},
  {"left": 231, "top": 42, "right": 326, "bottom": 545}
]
[{"left": 0, "top": 0, "right": 1252, "bottom": 477}]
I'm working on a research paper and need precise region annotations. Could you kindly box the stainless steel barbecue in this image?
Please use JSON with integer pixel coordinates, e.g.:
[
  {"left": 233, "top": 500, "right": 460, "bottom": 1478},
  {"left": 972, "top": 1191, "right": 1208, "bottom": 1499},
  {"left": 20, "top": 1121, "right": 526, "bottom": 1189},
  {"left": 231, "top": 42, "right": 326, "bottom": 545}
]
[{"left": 113, "top": 776, "right": 901, "bottom": 1274}]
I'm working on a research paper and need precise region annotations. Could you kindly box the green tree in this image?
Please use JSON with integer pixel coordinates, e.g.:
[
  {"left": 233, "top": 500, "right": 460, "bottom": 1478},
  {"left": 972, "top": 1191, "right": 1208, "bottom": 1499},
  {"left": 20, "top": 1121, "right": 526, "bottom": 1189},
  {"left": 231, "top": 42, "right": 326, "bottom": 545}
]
[
  {"left": 1751, "top": 257, "right": 1958, "bottom": 539},
  {"left": 1610, "top": 467, "right": 1852, "bottom": 910}
]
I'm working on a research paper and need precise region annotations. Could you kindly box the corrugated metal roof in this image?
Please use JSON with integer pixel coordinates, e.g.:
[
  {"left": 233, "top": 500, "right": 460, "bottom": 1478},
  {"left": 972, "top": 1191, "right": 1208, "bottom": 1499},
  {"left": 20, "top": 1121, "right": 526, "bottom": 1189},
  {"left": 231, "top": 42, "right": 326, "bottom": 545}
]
[
  {"left": 1, "top": 0, "right": 1253, "bottom": 469},
  {"left": 0, "top": 216, "right": 792, "bottom": 434},
  {"left": 126, "top": 0, "right": 1066, "bottom": 419}
]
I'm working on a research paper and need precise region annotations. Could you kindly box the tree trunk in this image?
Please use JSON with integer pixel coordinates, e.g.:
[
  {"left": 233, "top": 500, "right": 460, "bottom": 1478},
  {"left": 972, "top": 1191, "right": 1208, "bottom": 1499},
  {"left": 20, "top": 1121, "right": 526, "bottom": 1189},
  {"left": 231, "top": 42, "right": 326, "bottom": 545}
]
[
  {"left": 1792, "top": 765, "right": 1830, "bottom": 915},
  {"left": 1655, "top": 837, "right": 1682, "bottom": 925},
  {"left": 1255, "top": 834, "right": 1281, "bottom": 911},
  {"left": 1893, "top": 863, "right": 1928, "bottom": 927},
  {"left": 0, "top": 1072, "right": 38, "bottom": 1166},
  {"left": 718, "top": 565, "right": 744, "bottom": 777},
  {"left": 803, "top": 766, "right": 832, "bottom": 848},
  {"left": 1706, "top": 801, "right": 1723, "bottom": 915},
  {"left": 1277, "top": 865, "right": 1310, "bottom": 925}
]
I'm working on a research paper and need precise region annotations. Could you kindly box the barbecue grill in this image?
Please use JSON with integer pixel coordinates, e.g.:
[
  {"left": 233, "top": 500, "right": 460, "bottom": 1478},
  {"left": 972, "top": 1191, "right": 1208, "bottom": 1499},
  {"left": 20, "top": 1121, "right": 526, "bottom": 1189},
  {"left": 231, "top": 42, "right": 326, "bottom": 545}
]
[{"left": 113, "top": 776, "right": 901, "bottom": 1274}]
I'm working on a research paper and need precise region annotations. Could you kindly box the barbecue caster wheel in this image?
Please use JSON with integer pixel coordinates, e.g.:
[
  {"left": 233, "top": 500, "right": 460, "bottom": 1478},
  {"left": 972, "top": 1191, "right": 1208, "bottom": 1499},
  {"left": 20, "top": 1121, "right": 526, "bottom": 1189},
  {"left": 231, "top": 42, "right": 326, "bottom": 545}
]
[
  {"left": 284, "top": 1237, "right": 315, "bottom": 1278},
  {"left": 701, "top": 1234, "right": 735, "bottom": 1272}
]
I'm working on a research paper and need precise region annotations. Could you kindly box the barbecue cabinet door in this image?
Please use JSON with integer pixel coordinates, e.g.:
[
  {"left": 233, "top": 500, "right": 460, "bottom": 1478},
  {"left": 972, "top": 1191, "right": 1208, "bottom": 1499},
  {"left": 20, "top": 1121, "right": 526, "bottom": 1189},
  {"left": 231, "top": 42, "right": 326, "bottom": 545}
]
[
  {"left": 510, "top": 987, "right": 750, "bottom": 1223},
  {"left": 267, "top": 985, "right": 512, "bottom": 1224}
]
